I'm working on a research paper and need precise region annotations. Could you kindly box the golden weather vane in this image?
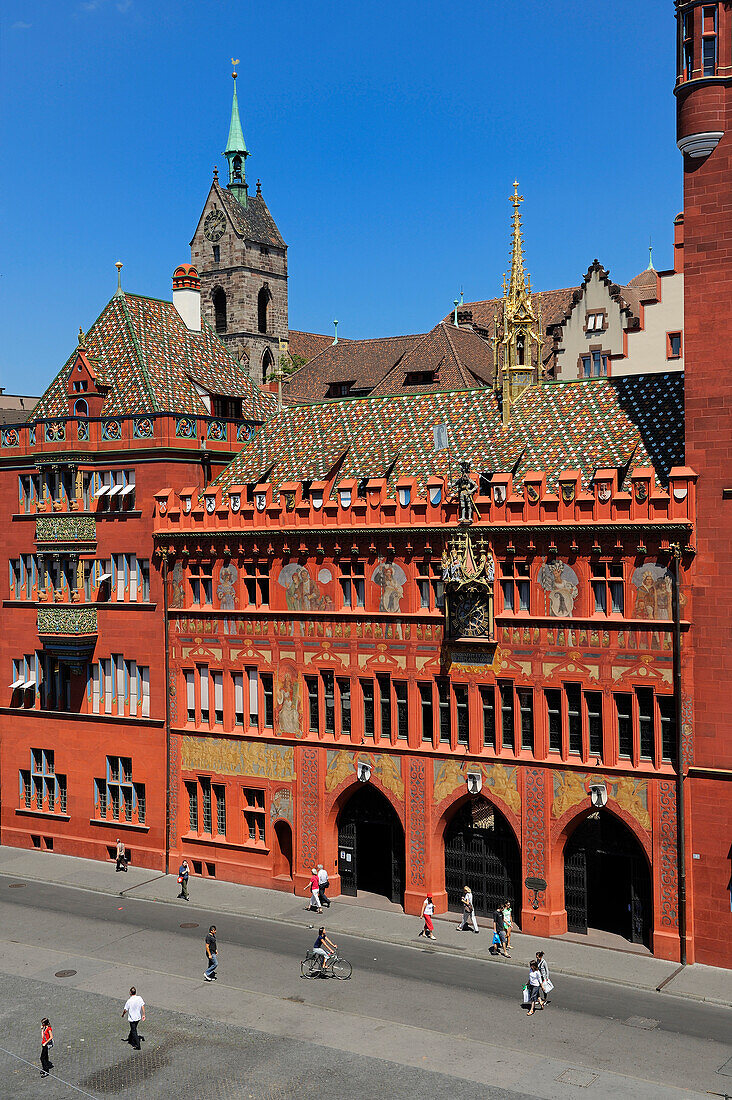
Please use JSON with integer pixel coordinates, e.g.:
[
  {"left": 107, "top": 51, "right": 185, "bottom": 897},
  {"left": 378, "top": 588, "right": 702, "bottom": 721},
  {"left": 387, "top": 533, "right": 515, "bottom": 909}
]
[{"left": 231, "top": 57, "right": 240, "bottom": 77}]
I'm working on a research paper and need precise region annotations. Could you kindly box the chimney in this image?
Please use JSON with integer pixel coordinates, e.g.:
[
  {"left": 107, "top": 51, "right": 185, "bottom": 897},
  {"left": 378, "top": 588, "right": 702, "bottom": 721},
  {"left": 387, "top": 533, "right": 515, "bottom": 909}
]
[
  {"left": 172, "top": 264, "right": 201, "bottom": 331},
  {"left": 673, "top": 213, "right": 684, "bottom": 273}
]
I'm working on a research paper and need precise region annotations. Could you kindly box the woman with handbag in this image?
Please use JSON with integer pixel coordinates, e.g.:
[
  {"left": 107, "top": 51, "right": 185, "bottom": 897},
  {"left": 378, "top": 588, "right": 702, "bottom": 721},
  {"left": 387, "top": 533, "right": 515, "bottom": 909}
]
[
  {"left": 526, "top": 961, "right": 544, "bottom": 1016},
  {"left": 535, "top": 950, "right": 553, "bottom": 1006},
  {"left": 40, "top": 1017, "right": 54, "bottom": 1077}
]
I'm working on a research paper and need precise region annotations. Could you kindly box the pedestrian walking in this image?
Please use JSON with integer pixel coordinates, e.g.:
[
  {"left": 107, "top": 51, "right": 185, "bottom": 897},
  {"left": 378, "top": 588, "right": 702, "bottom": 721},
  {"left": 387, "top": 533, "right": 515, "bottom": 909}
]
[
  {"left": 177, "top": 859, "right": 190, "bottom": 900},
  {"left": 122, "top": 987, "right": 145, "bottom": 1049},
  {"left": 502, "top": 899, "right": 513, "bottom": 950},
  {"left": 535, "top": 950, "right": 553, "bottom": 1005},
  {"left": 204, "top": 925, "right": 218, "bottom": 981},
  {"left": 317, "top": 864, "right": 331, "bottom": 909},
  {"left": 457, "top": 885, "right": 479, "bottom": 933},
  {"left": 305, "top": 868, "right": 322, "bottom": 912},
  {"left": 39, "top": 1017, "right": 54, "bottom": 1077},
  {"left": 115, "top": 838, "right": 128, "bottom": 872},
  {"left": 419, "top": 894, "right": 436, "bottom": 939},
  {"left": 493, "top": 903, "right": 511, "bottom": 957},
  {"left": 525, "top": 961, "right": 545, "bottom": 1015}
]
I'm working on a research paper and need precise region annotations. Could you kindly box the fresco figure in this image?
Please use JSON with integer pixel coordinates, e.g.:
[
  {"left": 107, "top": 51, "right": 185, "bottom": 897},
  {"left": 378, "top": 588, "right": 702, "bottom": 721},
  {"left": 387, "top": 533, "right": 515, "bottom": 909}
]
[
  {"left": 632, "top": 564, "right": 673, "bottom": 621},
  {"left": 372, "top": 558, "right": 406, "bottom": 612},
  {"left": 170, "top": 561, "right": 185, "bottom": 608},
  {"left": 537, "top": 559, "right": 579, "bottom": 616},
  {"left": 276, "top": 670, "right": 301, "bottom": 735}
]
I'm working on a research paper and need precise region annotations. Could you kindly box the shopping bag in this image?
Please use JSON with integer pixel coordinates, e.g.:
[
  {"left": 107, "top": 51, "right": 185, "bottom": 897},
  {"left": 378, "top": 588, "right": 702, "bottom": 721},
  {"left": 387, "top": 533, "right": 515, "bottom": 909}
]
[
  {"left": 492, "top": 932, "right": 502, "bottom": 946},
  {"left": 543, "top": 979, "right": 554, "bottom": 993},
  {"left": 522, "top": 985, "right": 529, "bottom": 1004}
]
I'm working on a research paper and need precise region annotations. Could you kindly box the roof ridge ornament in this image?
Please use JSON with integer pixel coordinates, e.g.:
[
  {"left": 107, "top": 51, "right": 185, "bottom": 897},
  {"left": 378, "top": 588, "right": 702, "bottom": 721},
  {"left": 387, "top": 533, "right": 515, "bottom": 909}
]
[{"left": 114, "top": 261, "right": 123, "bottom": 298}]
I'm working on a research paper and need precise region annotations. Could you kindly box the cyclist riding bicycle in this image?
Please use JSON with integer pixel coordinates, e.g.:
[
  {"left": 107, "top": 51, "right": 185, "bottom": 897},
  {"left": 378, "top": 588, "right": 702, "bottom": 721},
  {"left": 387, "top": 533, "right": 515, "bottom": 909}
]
[{"left": 312, "top": 926, "right": 337, "bottom": 972}]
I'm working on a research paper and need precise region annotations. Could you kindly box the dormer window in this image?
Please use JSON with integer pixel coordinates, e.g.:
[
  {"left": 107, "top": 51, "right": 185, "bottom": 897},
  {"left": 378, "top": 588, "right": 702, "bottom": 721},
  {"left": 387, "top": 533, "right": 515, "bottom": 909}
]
[
  {"left": 211, "top": 396, "right": 243, "bottom": 419},
  {"left": 72, "top": 380, "right": 88, "bottom": 392},
  {"left": 404, "top": 370, "right": 436, "bottom": 386},
  {"left": 73, "top": 399, "right": 89, "bottom": 417},
  {"left": 327, "top": 381, "right": 354, "bottom": 398}
]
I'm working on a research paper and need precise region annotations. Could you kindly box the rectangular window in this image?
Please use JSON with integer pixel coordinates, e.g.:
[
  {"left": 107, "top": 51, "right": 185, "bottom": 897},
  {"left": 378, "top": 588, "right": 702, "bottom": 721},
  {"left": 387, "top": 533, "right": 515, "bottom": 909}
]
[
  {"left": 338, "top": 677, "right": 352, "bottom": 737},
  {"left": 658, "top": 695, "right": 676, "bottom": 762},
  {"left": 362, "top": 679, "right": 375, "bottom": 739},
  {"left": 499, "top": 681, "right": 514, "bottom": 752},
  {"left": 190, "top": 564, "right": 213, "bottom": 606},
  {"left": 212, "top": 671, "right": 224, "bottom": 725},
  {"left": 233, "top": 672, "right": 244, "bottom": 726},
  {"left": 637, "top": 686, "right": 654, "bottom": 760},
  {"left": 261, "top": 673, "right": 273, "bottom": 728},
  {"left": 306, "top": 676, "right": 319, "bottom": 732},
  {"left": 394, "top": 680, "right": 409, "bottom": 741},
  {"left": 340, "top": 561, "right": 365, "bottom": 608},
  {"left": 581, "top": 354, "right": 591, "bottom": 378},
  {"left": 586, "top": 691, "right": 603, "bottom": 760},
  {"left": 566, "top": 684, "right": 582, "bottom": 754},
  {"left": 518, "top": 688, "right": 534, "bottom": 752},
  {"left": 322, "top": 671, "right": 335, "bottom": 735},
  {"left": 248, "top": 668, "right": 258, "bottom": 726},
  {"left": 683, "top": 12, "right": 694, "bottom": 78},
  {"left": 242, "top": 787, "right": 266, "bottom": 844},
  {"left": 419, "top": 682, "right": 433, "bottom": 744},
  {"left": 616, "top": 692, "right": 633, "bottom": 758},
  {"left": 377, "top": 674, "right": 391, "bottom": 740},
  {"left": 702, "top": 6, "right": 717, "bottom": 74},
  {"left": 546, "top": 690, "right": 563, "bottom": 753},
  {"left": 480, "top": 686, "right": 496, "bottom": 749},
  {"left": 500, "top": 560, "right": 530, "bottom": 613},
  {"left": 198, "top": 665, "right": 209, "bottom": 724},
  {"left": 667, "top": 331, "right": 683, "bottom": 359},
  {"left": 437, "top": 678, "right": 451, "bottom": 743},
  {"left": 454, "top": 684, "right": 469, "bottom": 746},
  {"left": 200, "top": 777, "right": 212, "bottom": 834},
  {"left": 214, "top": 783, "right": 226, "bottom": 836},
  {"left": 20, "top": 770, "right": 32, "bottom": 808},
  {"left": 186, "top": 781, "right": 198, "bottom": 831}
]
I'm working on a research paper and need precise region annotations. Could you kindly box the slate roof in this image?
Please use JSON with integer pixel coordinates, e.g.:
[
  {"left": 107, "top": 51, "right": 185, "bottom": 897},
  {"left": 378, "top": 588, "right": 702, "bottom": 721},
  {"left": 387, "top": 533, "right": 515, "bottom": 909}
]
[
  {"left": 218, "top": 184, "right": 285, "bottom": 249},
  {"left": 212, "top": 372, "right": 684, "bottom": 498},
  {"left": 369, "top": 322, "right": 495, "bottom": 396},
  {"left": 283, "top": 334, "right": 422, "bottom": 403},
  {"left": 32, "top": 293, "right": 278, "bottom": 421}
]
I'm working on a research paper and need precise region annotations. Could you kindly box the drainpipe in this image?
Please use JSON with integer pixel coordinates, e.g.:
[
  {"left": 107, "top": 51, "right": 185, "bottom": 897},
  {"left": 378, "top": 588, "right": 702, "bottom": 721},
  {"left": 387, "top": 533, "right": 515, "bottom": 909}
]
[
  {"left": 163, "top": 552, "right": 172, "bottom": 876},
  {"left": 672, "top": 544, "right": 687, "bottom": 966}
]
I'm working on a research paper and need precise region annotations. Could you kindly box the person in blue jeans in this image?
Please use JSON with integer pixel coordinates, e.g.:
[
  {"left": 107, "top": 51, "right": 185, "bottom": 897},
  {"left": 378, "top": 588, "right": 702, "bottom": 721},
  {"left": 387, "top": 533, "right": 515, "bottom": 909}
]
[{"left": 204, "top": 925, "right": 218, "bottom": 981}]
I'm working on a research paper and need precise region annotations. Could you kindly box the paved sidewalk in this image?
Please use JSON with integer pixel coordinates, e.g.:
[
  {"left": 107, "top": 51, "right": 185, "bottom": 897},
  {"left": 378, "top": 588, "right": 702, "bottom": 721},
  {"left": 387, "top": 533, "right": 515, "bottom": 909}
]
[{"left": 0, "top": 844, "right": 729, "bottom": 1007}]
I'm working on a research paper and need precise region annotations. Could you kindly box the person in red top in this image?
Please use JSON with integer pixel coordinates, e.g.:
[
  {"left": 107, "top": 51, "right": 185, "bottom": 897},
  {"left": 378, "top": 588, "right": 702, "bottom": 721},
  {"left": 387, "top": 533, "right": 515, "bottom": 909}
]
[
  {"left": 304, "top": 868, "right": 322, "bottom": 912},
  {"left": 40, "top": 1017, "right": 53, "bottom": 1077}
]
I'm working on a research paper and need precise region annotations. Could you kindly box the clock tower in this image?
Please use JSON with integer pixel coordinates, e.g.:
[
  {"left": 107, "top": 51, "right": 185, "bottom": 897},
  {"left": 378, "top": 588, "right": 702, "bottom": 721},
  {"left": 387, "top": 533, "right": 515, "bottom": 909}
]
[{"left": 191, "top": 66, "right": 288, "bottom": 380}]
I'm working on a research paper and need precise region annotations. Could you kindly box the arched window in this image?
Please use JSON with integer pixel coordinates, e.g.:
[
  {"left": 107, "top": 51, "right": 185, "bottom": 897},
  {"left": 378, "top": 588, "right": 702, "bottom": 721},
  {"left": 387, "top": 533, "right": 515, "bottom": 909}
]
[
  {"left": 212, "top": 287, "right": 227, "bottom": 334},
  {"left": 73, "top": 398, "right": 88, "bottom": 417},
  {"left": 262, "top": 347, "right": 274, "bottom": 385},
  {"left": 516, "top": 335, "right": 525, "bottom": 366},
  {"left": 232, "top": 155, "right": 242, "bottom": 182},
  {"left": 257, "top": 285, "right": 271, "bottom": 334}
]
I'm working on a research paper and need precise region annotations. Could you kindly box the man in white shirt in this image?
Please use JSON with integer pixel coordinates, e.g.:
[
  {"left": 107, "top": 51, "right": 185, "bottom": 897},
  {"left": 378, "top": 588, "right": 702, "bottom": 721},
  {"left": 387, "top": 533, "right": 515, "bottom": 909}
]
[
  {"left": 122, "top": 987, "right": 145, "bottom": 1050},
  {"left": 317, "top": 863, "right": 331, "bottom": 909}
]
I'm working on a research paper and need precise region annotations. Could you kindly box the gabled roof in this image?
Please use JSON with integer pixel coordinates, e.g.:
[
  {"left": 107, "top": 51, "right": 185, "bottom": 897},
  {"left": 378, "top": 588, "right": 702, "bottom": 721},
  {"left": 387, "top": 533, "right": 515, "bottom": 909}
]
[
  {"left": 445, "top": 288, "right": 579, "bottom": 333},
  {"left": 287, "top": 330, "right": 350, "bottom": 364},
  {"left": 369, "top": 322, "right": 495, "bottom": 396},
  {"left": 218, "top": 183, "right": 285, "bottom": 249},
  {"left": 283, "top": 333, "right": 422, "bottom": 403},
  {"left": 212, "top": 372, "right": 683, "bottom": 497},
  {"left": 32, "top": 293, "right": 278, "bottom": 421}
]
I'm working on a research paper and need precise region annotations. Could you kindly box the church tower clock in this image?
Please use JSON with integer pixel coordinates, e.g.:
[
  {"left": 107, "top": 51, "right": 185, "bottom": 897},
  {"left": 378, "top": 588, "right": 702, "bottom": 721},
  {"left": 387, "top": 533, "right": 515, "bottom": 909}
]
[{"left": 191, "top": 65, "right": 288, "bottom": 380}]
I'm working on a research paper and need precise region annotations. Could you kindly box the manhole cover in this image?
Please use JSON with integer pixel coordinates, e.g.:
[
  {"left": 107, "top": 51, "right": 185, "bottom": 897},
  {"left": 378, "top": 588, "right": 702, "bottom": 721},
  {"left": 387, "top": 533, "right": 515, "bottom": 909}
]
[
  {"left": 719, "top": 1056, "right": 732, "bottom": 1077},
  {"left": 8, "top": 883, "right": 26, "bottom": 888},
  {"left": 55, "top": 970, "right": 77, "bottom": 978},
  {"left": 555, "top": 1068, "right": 600, "bottom": 1087},
  {"left": 180, "top": 922, "right": 199, "bottom": 929},
  {"left": 625, "top": 1016, "right": 659, "bottom": 1030}
]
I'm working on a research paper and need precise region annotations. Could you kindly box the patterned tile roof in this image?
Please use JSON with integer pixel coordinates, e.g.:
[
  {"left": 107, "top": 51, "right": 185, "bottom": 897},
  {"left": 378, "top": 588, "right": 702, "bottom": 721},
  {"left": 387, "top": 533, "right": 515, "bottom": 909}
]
[
  {"left": 283, "top": 334, "right": 422, "bottom": 403},
  {"left": 369, "top": 322, "right": 494, "bottom": 396},
  {"left": 212, "top": 372, "right": 684, "bottom": 497},
  {"left": 32, "top": 293, "right": 278, "bottom": 421}
]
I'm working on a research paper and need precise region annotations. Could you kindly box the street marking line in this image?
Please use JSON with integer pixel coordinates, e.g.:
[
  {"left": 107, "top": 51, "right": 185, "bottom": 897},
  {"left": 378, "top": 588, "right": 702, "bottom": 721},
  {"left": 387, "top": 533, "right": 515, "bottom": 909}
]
[{"left": 0, "top": 1044, "right": 100, "bottom": 1098}]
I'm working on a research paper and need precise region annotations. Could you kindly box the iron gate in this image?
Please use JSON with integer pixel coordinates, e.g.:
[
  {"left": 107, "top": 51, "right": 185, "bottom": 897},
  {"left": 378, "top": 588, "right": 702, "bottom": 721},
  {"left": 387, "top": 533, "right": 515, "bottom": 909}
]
[
  {"left": 338, "top": 819, "right": 357, "bottom": 896},
  {"left": 444, "top": 798, "right": 521, "bottom": 919},
  {"left": 564, "top": 846, "right": 588, "bottom": 933}
]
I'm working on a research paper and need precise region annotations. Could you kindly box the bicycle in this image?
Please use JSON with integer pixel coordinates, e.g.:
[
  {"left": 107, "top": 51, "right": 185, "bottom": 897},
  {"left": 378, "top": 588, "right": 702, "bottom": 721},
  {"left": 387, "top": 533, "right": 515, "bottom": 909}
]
[{"left": 300, "top": 948, "right": 352, "bottom": 980}]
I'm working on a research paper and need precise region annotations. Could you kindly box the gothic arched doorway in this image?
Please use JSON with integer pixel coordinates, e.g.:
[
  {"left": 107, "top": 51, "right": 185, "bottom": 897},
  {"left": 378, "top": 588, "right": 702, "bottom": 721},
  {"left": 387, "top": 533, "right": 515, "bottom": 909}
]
[
  {"left": 564, "top": 810, "right": 651, "bottom": 947},
  {"left": 336, "top": 784, "right": 405, "bottom": 905},
  {"left": 444, "top": 797, "right": 521, "bottom": 922}
]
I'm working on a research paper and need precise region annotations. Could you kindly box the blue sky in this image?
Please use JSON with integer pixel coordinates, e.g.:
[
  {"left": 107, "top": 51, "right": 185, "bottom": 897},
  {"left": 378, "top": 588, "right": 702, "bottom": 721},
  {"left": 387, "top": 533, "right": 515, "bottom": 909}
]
[{"left": 2, "top": 0, "right": 681, "bottom": 396}]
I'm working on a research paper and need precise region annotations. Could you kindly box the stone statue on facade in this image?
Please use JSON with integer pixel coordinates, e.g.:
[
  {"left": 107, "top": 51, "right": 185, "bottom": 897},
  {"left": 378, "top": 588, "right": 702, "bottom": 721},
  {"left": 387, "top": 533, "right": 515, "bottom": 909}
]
[{"left": 451, "top": 461, "right": 480, "bottom": 524}]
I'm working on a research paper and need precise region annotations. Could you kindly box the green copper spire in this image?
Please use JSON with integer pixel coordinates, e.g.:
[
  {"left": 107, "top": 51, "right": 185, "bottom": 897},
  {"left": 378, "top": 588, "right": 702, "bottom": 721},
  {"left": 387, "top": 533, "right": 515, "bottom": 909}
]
[{"left": 224, "top": 62, "right": 249, "bottom": 206}]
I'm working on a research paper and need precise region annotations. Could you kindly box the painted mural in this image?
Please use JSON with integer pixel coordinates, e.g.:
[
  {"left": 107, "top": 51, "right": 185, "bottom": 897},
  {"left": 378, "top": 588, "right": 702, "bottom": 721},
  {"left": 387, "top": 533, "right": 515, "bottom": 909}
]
[
  {"left": 181, "top": 736, "right": 295, "bottom": 781},
  {"left": 169, "top": 561, "right": 185, "bottom": 609},
  {"left": 537, "top": 559, "right": 579, "bottom": 616},
  {"left": 433, "top": 759, "right": 520, "bottom": 816},
  {"left": 631, "top": 563, "right": 673, "bottom": 620},
  {"left": 270, "top": 786, "right": 294, "bottom": 823},
  {"left": 325, "top": 750, "right": 405, "bottom": 801},
  {"left": 279, "top": 563, "right": 334, "bottom": 611},
  {"left": 275, "top": 662, "right": 302, "bottom": 737},
  {"left": 551, "top": 770, "right": 650, "bottom": 832},
  {"left": 217, "top": 564, "right": 238, "bottom": 610},
  {"left": 372, "top": 558, "right": 407, "bottom": 612}
]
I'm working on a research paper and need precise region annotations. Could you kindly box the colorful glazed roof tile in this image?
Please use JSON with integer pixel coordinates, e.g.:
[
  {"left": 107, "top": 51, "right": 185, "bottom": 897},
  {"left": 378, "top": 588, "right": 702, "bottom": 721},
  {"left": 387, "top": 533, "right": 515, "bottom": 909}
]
[
  {"left": 213, "top": 372, "right": 683, "bottom": 498},
  {"left": 32, "top": 293, "right": 278, "bottom": 421}
]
